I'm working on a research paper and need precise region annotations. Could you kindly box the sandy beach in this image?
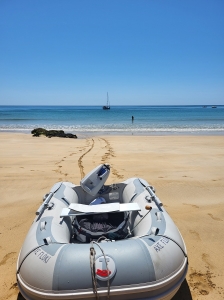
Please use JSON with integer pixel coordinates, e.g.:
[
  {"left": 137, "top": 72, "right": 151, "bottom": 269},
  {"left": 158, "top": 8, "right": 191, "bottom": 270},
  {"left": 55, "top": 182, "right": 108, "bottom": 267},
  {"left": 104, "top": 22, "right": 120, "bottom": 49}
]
[{"left": 0, "top": 132, "right": 224, "bottom": 300}]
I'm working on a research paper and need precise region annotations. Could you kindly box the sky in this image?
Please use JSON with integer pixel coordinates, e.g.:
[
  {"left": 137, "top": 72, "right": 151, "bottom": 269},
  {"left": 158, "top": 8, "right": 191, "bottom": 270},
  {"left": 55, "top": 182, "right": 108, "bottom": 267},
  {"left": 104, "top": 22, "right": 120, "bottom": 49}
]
[{"left": 0, "top": 0, "right": 223, "bottom": 105}]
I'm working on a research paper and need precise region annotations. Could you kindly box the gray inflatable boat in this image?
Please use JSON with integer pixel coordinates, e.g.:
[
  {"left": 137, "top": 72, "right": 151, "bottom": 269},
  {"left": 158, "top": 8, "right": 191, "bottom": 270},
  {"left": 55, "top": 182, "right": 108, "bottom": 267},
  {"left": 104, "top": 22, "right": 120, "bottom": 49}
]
[{"left": 17, "top": 164, "right": 188, "bottom": 300}]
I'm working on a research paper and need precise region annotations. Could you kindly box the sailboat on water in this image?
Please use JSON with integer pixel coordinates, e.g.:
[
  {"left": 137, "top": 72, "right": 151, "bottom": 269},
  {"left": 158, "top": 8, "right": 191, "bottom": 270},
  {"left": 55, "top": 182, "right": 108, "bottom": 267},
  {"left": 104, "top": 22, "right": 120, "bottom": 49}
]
[{"left": 103, "top": 92, "right": 110, "bottom": 110}]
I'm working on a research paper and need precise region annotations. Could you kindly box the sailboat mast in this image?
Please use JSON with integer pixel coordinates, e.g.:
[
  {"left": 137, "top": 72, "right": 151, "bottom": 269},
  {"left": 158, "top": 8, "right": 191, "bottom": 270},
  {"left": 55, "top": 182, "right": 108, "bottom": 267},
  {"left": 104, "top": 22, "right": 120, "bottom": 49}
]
[{"left": 103, "top": 92, "right": 110, "bottom": 109}]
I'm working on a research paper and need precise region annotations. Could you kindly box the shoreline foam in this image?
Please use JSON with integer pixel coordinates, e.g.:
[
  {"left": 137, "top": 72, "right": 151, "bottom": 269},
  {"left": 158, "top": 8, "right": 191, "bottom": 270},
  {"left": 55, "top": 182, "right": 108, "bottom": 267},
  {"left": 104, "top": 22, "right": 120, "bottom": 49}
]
[{"left": 1, "top": 129, "right": 224, "bottom": 137}]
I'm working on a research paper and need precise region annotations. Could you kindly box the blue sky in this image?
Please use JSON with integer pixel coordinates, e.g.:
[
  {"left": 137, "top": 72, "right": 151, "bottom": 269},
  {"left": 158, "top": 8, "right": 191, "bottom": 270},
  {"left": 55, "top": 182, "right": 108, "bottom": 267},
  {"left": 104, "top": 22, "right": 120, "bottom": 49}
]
[{"left": 0, "top": 0, "right": 223, "bottom": 105}]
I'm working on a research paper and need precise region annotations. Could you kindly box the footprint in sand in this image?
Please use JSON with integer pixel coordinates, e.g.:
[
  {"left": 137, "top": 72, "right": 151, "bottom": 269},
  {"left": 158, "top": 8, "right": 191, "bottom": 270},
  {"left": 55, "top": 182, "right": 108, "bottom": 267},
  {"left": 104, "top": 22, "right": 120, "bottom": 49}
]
[
  {"left": 189, "top": 230, "right": 201, "bottom": 240},
  {"left": 183, "top": 203, "right": 199, "bottom": 209},
  {"left": 208, "top": 213, "right": 223, "bottom": 221},
  {"left": 188, "top": 252, "right": 221, "bottom": 298},
  {"left": 202, "top": 253, "right": 213, "bottom": 267},
  {"left": 0, "top": 252, "right": 16, "bottom": 266},
  {"left": 189, "top": 269, "right": 211, "bottom": 296}
]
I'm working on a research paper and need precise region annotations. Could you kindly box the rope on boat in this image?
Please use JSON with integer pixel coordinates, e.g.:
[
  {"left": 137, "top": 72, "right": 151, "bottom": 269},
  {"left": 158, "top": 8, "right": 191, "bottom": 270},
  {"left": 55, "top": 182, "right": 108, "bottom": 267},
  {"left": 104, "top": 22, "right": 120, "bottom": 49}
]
[
  {"left": 140, "top": 233, "right": 188, "bottom": 263},
  {"left": 16, "top": 242, "right": 68, "bottom": 274},
  {"left": 90, "top": 245, "right": 99, "bottom": 300},
  {"left": 90, "top": 239, "right": 111, "bottom": 300},
  {"left": 124, "top": 205, "right": 152, "bottom": 238},
  {"left": 156, "top": 234, "right": 188, "bottom": 259}
]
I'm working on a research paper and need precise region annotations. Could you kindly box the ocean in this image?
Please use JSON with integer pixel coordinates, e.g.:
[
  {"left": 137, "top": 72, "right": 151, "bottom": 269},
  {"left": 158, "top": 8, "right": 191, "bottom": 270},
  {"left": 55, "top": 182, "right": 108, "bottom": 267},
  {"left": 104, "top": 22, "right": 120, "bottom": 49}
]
[{"left": 0, "top": 105, "right": 224, "bottom": 136}]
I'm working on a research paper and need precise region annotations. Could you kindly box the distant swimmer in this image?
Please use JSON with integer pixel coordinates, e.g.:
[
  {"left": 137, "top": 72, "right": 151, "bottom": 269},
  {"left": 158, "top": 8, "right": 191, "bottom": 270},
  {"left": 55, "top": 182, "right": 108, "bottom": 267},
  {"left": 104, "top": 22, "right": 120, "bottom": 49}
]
[{"left": 132, "top": 116, "right": 134, "bottom": 122}]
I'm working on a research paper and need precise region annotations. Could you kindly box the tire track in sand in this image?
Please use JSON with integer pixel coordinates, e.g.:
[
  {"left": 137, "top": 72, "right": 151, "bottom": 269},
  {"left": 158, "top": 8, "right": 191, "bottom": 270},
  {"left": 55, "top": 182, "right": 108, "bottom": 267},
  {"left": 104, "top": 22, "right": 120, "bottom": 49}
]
[
  {"left": 78, "top": 138, "right": 94, "bottom": 178},
  {"left": 100, "top": 138, "right": 124, "bottom": 180},
  {"left": 77, "top": 137, "right": 124, "bottom": 181}
]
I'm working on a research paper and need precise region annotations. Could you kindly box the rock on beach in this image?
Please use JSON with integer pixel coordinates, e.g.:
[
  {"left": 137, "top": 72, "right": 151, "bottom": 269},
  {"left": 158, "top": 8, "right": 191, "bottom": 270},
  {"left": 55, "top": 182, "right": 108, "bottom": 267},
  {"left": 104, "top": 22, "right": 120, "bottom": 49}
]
[{"left": 31, "top": 128, "right": 77, "bottom": 139}]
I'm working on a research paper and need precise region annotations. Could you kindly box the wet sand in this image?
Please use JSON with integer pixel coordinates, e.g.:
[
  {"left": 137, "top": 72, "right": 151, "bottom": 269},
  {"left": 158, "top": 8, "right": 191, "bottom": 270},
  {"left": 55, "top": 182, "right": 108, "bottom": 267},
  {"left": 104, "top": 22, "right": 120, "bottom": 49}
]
[{"left": 0, "top": 133, "right": 224, "bottom": 300}]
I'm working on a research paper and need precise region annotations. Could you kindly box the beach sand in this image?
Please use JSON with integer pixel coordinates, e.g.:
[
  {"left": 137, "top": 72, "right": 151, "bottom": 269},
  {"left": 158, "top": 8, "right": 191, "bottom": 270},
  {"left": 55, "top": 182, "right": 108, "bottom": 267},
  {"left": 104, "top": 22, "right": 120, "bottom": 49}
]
[{"left": 0, "top": 133, "right": 224, "bottom": 300}]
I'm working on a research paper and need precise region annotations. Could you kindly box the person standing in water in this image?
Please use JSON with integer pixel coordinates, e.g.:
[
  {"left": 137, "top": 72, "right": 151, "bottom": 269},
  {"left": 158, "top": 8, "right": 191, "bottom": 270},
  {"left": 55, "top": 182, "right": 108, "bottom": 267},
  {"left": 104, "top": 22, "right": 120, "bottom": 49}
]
[{"left": 132, "top": 116, "right": 134, "bottom": 122}]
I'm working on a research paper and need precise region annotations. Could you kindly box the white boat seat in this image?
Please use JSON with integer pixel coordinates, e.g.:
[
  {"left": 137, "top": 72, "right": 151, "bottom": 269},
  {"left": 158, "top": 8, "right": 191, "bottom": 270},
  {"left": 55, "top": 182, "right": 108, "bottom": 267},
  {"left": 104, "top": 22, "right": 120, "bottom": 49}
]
[{"left": 60, "top": 202, "right": 141, "bottom": 217}]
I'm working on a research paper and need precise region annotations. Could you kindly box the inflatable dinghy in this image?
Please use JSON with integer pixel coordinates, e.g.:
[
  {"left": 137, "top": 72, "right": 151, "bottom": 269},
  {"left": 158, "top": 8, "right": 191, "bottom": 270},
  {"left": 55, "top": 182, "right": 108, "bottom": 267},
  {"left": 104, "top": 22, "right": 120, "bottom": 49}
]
[{"left": 17, "top": 164, "right": 188, "bottom": 300}]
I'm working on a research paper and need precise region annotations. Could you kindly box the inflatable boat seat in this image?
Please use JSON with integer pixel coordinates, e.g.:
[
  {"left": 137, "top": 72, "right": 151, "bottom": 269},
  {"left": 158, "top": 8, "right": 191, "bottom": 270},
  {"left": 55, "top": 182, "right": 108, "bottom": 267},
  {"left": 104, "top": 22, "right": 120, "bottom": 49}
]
[{"left": 60, "top": 202, "right": 141, "bottom": 243}]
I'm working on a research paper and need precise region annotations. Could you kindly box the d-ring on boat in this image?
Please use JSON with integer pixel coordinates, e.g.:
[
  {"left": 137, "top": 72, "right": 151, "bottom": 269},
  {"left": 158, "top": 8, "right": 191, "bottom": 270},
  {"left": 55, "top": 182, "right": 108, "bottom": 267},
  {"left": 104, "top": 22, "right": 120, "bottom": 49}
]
[{"left": 17, "top": 164, "right": 188, "bottom": 300}]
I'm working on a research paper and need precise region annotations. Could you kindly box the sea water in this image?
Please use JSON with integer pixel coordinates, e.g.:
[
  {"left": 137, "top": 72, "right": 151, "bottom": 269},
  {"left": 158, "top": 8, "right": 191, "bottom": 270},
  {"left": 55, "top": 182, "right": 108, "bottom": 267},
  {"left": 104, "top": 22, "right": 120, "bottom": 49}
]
[{"left": 0, "top": 105, "right": 224, "bottom": 135}]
